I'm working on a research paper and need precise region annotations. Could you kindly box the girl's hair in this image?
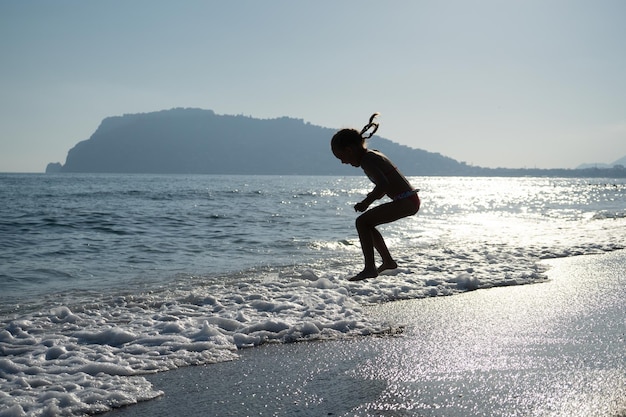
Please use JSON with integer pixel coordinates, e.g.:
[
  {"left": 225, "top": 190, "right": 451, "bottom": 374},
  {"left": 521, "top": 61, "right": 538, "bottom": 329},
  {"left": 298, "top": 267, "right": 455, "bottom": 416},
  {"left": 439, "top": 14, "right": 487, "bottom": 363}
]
[{"left": 331, "top": 113, "right": 380, "bottom": 151}]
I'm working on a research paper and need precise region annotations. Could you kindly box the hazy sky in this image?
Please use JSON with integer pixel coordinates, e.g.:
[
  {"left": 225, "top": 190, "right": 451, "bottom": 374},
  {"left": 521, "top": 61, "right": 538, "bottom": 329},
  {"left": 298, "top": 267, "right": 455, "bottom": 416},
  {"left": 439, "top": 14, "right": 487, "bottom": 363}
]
[{"left": 1, "top": 0, "right": 625, "bottom": 172}]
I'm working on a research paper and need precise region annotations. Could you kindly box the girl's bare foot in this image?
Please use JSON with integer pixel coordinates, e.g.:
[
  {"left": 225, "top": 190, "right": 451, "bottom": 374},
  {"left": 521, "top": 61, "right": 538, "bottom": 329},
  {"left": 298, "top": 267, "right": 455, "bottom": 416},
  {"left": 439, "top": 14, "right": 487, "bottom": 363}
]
[
  {"left": 377, "top": 260, "right": 398, "bottom": 273},
  {"left": 348, "top": 268, "right": 378, "bottom": 281}
]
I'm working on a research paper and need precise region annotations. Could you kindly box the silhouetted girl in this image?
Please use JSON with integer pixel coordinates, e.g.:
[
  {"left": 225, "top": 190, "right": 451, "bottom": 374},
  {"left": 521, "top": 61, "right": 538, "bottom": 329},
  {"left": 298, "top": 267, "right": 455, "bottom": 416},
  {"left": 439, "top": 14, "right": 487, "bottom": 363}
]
[{"left": 331, "top": 113, "right": 420, "bottom": 281}]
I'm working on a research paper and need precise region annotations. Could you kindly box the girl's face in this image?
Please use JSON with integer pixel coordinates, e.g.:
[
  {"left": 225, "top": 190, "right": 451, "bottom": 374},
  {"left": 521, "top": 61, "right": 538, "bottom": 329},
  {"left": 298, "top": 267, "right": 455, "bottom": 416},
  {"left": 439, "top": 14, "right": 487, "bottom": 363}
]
[{"left": 332, "top": 146, "right": 361, "bottom": 167}]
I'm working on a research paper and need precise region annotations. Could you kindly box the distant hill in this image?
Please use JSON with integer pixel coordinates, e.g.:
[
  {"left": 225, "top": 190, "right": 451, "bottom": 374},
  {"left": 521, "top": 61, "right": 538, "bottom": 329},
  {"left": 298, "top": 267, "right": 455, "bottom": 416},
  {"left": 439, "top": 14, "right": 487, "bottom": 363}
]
[
  {"left": 577, "top": 156, "right": 626, "bottom": 170},
  {"left": 47, "top": 108, "right": 626, "bottom": 178},
  {"left": 48, "top": 108, "right": 480, "bottom": 176}
]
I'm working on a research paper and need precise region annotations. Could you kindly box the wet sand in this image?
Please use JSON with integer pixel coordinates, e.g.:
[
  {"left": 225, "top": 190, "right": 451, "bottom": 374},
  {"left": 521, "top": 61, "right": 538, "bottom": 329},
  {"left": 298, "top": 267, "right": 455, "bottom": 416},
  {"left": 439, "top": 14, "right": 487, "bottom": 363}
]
[{"left": 105, "top": 251, "right": 626, "bottom": 417}]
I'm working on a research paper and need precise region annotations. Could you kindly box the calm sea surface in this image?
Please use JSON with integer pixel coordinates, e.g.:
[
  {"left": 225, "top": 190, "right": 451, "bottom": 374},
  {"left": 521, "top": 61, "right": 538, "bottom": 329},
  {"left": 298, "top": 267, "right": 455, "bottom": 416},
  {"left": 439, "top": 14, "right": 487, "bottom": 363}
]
[{"left": 1, "top": 173, "right": 625, "bottom": 416}]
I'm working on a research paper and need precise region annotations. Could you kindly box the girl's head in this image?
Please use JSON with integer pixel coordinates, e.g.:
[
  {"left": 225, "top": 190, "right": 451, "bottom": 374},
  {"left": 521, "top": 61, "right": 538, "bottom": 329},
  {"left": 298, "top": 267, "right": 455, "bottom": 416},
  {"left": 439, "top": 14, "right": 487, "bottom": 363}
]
[
  {"left": 331, "top": 113, "right": 379, "bottom": 167},
  {"left": 331, "top": 129, "right": 364, "bottom": 167}
]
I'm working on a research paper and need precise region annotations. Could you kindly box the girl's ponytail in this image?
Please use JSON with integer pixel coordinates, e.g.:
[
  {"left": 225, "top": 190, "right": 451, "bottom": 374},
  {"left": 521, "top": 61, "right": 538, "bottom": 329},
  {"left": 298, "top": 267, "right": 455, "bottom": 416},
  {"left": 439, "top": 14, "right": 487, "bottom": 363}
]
[
  {"left": 331, "top": 112, "right": 380, "bottom": 151},
  {"left": 359, "top": 112, "right": 380, "bottom": 139}
]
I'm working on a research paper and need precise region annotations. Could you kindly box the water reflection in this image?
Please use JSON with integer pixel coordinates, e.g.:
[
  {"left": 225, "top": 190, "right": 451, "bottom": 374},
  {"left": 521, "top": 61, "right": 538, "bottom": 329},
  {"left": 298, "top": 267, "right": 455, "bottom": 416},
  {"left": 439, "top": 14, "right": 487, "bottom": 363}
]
[{"left": 352, "top": 251, "right": 626, "bottom": 416}]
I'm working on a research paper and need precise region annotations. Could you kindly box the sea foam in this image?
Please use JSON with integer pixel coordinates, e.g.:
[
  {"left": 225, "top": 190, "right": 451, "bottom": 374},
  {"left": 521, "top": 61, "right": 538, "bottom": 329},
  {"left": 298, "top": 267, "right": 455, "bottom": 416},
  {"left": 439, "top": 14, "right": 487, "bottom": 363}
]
[{"left": 0, "top": 270, "right": 393, "bottom": 416}]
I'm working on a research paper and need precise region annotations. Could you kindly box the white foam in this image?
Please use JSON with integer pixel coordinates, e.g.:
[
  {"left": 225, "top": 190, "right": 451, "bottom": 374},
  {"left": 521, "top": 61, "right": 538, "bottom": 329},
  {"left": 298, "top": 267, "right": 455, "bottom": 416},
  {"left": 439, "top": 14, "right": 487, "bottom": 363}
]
[{"left": 0, "top": 270, "right": 397, "bottom": 416}]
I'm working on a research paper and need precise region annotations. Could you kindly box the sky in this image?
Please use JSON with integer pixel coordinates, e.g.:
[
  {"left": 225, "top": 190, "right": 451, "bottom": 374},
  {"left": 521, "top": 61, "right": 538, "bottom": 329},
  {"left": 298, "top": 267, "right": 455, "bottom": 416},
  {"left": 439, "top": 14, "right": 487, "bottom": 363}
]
[{"left": 1, "top": 0, "right": 625, "bottom": 172}]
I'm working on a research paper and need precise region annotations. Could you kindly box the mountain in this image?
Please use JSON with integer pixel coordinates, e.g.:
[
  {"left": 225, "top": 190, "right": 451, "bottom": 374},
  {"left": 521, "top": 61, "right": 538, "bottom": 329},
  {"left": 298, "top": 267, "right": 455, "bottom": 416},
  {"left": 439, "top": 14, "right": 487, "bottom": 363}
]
[
  {"left": 576, "top": 156, "right": 626, "bottom": 170},
  {"left": 612, "top": 155, "right": 626, "bottom": 167},
  {"left": 47, "top": 108, "right": 626, "bottom": 178},
  {"left": 49, "top": 108, "right": 481, "bottom": 176},
  {"left": 577, "top": 163, "right": 612, "bottom": 169}
]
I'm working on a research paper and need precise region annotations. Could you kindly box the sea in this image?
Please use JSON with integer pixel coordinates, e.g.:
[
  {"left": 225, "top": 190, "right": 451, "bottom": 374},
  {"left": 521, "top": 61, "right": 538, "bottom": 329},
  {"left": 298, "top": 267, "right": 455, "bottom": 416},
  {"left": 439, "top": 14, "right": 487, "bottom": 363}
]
[{"left": 1, "top": 173, "right": 625, "bottom": 416}]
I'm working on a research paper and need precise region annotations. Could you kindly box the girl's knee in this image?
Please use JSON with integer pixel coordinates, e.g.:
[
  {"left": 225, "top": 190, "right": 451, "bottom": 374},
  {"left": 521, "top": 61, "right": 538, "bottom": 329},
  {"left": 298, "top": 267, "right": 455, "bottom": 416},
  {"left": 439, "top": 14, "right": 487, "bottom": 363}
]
[{"left": 355, "top": 215, "right": 369, "bottom": 230}]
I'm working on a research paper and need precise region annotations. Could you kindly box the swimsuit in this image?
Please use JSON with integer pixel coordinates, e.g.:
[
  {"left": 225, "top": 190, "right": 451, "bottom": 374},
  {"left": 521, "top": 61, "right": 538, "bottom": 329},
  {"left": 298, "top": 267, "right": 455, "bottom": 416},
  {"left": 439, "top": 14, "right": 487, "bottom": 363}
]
[
  {"left": 393, "top": 189, "right": 419, "bottom": 201},
  {"left": 393, "top": 189, "right": 421, "bottom": 211}
]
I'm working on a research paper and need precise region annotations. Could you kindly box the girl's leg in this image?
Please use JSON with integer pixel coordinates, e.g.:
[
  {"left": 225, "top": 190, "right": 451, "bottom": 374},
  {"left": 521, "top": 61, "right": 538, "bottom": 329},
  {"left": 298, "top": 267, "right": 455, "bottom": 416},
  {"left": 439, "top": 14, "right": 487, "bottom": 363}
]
[
  {"left": 353, "top": 221, "right": 378, "bottom": 279},
  {"left": 350, "top": 199, "right": 417, "bottom": 280},
  {"left": 371, "top": 228, "right": 398, "bottom": 272}
]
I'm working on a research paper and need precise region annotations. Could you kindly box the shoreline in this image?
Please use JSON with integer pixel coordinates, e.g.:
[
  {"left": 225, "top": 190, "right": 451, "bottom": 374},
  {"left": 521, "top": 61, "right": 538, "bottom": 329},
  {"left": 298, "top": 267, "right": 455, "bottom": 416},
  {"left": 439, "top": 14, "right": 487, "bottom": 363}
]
[{"left": 105, "top": 250, "right": 626, "bottom": 417}]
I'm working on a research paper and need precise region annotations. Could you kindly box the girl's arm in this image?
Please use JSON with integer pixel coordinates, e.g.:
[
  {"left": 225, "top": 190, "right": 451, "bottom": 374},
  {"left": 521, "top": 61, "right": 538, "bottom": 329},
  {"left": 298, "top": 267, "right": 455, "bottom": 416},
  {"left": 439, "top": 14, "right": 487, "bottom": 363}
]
[{"left": 355, "top": 162, "right": 389, "bottom": 212}]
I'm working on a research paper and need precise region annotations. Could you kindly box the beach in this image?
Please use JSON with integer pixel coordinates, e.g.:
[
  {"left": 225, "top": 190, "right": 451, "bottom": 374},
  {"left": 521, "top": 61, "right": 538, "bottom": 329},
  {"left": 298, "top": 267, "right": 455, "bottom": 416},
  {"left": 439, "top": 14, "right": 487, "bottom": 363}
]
[{"left": 104, "top": 250, "right": 626, "bottom": 417}]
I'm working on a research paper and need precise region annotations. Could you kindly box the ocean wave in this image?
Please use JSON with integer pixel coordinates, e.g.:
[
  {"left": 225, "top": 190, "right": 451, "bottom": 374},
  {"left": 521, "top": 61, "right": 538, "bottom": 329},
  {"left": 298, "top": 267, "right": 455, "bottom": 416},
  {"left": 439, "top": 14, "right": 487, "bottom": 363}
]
[{"left": 591, "top": 210, "right": 626, "bottom": 220}]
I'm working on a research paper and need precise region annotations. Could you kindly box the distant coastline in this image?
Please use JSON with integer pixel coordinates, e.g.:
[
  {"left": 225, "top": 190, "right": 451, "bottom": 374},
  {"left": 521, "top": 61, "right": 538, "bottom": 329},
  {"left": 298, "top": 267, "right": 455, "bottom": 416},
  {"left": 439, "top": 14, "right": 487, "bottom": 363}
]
[{"left": 46, "top": 108, "right": 626, "bottom": 178}]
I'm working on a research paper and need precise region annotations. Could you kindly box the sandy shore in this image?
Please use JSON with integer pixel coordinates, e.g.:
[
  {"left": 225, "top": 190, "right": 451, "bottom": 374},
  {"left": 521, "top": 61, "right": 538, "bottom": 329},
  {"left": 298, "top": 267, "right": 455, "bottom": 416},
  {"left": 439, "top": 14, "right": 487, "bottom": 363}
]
[{"left": 105, "top": 251, "right": 626, "bottom": 417}]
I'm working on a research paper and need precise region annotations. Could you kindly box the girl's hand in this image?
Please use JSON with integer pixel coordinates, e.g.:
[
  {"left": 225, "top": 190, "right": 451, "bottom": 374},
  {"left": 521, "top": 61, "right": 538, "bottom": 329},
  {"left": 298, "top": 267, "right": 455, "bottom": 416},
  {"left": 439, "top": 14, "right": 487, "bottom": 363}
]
[{"left": 354, "top": 201, "right": 369, "bottom": 212}]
